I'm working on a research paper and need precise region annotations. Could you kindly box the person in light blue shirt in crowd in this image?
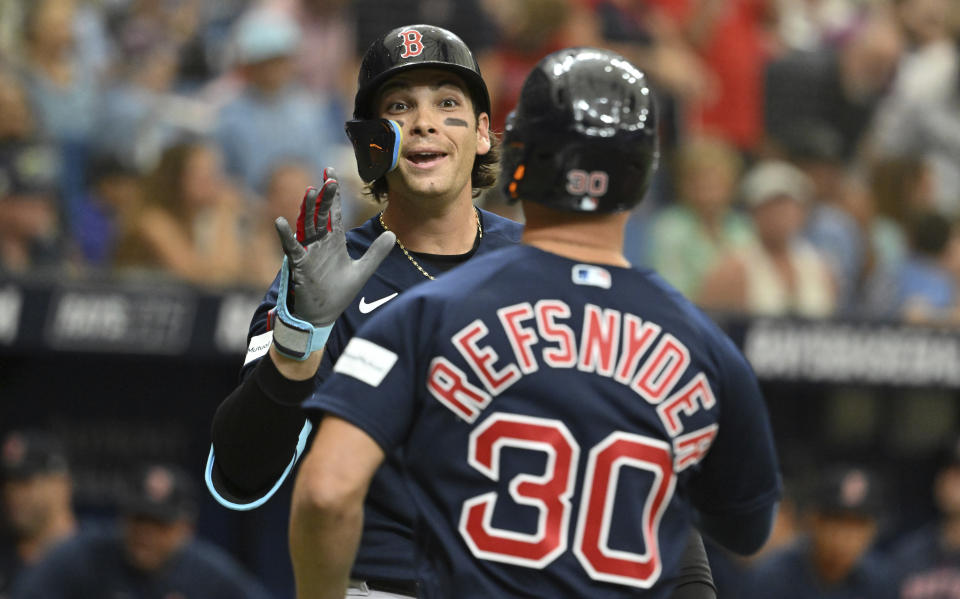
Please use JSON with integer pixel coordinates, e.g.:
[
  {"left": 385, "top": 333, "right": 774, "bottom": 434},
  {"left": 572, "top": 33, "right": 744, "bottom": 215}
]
[
  {"left": 18, "top": 0, "right": 102, "bottom": 237},
  {"left": 19, "top": 0, "right": 100, "bottom": 147},
  {"left": 216, "top": 7, "right": 339, "bottom": 194},
  {"left": 896, "top": 210, "right": 957, "bottom": 322},
  {"left": 94, "top": 43, "right": 216, "bottom": 172}
]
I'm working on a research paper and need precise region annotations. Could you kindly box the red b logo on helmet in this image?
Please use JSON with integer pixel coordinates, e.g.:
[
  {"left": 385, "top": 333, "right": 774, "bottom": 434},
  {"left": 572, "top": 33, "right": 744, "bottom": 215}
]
[{"left": 399, "top": 29, "right": 424, "bottom": 58}]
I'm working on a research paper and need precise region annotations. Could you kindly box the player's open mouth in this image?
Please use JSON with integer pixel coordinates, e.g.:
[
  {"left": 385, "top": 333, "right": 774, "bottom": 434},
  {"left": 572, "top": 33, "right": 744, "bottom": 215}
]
[{"left": 405, "top": 151, "right": 448, "bottom": 168}]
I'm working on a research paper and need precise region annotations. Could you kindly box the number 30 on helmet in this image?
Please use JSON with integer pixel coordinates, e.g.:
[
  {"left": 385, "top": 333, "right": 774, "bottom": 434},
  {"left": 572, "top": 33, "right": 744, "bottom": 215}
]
[{"left": 500, "top": 47, "right": 659, "bottom": 214}]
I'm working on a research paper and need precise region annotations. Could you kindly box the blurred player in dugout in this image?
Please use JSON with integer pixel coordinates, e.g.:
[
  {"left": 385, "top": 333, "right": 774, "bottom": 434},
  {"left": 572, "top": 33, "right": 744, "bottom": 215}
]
[
  {"left": 207, "top": 22, "right": 725, "bottom": 599},
  {"left": 890, "top": 437, "right": 960, "bottom": 599},
  {"left": 0, "top": 430, "right": 76, "bottom": 597},
  {"left": 13, "top": 462, "right": 272, "bottom": 599},
  {"left": 745, "top": 465, "right": 893, "bottom": 599},
  {"left": 288, "top": 47, "right": 781, "bottom": 598}
]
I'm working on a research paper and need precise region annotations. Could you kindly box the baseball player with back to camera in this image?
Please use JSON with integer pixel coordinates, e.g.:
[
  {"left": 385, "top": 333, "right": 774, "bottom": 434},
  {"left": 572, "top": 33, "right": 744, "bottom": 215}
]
[
  {"left": 288, "top": 47, "right": 783, "bottom": 599},
  {"left": 207, "top": 25, "right": 719, "bottom": 598}
]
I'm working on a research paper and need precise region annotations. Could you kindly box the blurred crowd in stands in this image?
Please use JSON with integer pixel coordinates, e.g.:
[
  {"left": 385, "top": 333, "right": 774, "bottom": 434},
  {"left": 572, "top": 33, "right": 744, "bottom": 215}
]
[{"left": 1, "top": 0, "right": 960, "bottom": 325}]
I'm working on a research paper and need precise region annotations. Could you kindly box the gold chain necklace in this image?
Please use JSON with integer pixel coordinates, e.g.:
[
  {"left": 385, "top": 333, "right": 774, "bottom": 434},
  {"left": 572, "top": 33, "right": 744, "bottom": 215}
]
[{"left": 379, "top": 208, "right": 483, "bottom": 280}]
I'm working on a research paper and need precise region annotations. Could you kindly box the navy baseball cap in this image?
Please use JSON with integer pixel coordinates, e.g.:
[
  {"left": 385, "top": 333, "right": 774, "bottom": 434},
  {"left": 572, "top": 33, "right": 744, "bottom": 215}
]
[
  {"left": 812, "top": 466, "right": 882, "bottom": 518},
  {"left": 122, "top": 464, "right": 198, "bottom": 523},
  {"left": 1, "top": 430, "right": 69, "bottom": 481}
]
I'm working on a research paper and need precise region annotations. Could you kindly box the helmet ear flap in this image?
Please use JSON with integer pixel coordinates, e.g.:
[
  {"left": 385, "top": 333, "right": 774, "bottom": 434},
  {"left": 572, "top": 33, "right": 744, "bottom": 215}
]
[
  {"left": 345, "top": 119, "right": 403, "bottom": 183},
  {"left": 499, "top": 130, "right": 527, "bottom": 203},
  {"left": 500, "top": 133, "right": 572, "bottom": 207}
]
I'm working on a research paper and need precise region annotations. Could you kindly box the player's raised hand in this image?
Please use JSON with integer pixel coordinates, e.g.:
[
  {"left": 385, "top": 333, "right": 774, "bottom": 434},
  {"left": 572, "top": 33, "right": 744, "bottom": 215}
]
[{"left": 275, "top": 169, "right": 395, "bottom": 327}]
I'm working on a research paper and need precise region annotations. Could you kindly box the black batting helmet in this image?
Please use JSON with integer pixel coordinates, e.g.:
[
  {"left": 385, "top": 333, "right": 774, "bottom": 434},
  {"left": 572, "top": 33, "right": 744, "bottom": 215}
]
[
  {"left": 500, "top": 47, "right": 658, "bottom": 213},
  {"left": 352, "top": 24, "right": 491, "bottom": 120}
]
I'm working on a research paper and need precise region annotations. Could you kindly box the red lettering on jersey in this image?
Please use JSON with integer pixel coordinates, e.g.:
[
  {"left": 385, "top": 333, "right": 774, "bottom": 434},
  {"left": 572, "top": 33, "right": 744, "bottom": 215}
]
[
  {"left": 453, "top": 320, "right": 521, "bottom": 395},
  {"left": 673, "top": 424, "right": 718, "bottom": 471},
  {"left": 613, "top": 314, "right": 661, "bottom": 384},
  {"left": 656, "top": 373, "right": 717, "bottom": 437},
  {"left": 574, "top": 433, "right": 675, "bottom": 588},
  {"left": 535, "top": 300, "right": 577, "bottom": 368},
  {"left": 427, "top": 357, "right": 492, "bottom": 423},
  {"left": 578, "top": 305, "right": 621, "bottom": 377},
  {"left": 631, "top": 334, "right": 690, "bottom": 405},
  {"left": 497, "top": 303, "right": 539, "bottom": 374},
  {"left": 461, "top": 413, "right": 578, "bottom": 568},
  {"left": 398, "top": 29, "right": 424, "bottom": 58}
]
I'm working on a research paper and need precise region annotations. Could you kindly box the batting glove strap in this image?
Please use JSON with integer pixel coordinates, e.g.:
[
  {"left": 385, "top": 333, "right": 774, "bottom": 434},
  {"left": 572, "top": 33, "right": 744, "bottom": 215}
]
[{"left": 272, "top": 256, "right": 333, "bottom": 361}]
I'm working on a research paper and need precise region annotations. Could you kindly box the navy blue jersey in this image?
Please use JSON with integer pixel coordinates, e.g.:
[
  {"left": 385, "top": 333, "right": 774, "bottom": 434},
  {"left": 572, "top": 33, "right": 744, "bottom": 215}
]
[
  {"left": 745, "top": 537, "right": 895, "bottom": 599},
  {"left": 0, "top": 535, "right": 23, "bottom": 598},
  {"left": 307, "top": 244, "right": 781, "bottom": 598},
  {"left": 206, "top": 209, "right": 523, "bottom": 581},
  {"left": 889, "top": 523, "right": 960, "bottom": 599},
  {"left": 12, "top": 527, "right": 272, "bottom": 599}
]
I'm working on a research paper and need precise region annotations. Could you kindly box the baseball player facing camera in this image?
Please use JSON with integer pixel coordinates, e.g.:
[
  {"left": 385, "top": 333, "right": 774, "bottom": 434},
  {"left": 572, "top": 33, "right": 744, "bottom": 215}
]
[
  {"left": 288, "top": 47, "right": 781, "bottom": 598},
  {"left": 208, "top": 25, "right": 728, "bottom": 598}
]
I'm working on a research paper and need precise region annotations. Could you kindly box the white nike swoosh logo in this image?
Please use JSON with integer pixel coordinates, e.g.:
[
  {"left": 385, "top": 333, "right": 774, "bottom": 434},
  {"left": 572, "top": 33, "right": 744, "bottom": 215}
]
[{"left": 358, "top": 293, "right": 399, "bottom": 314}]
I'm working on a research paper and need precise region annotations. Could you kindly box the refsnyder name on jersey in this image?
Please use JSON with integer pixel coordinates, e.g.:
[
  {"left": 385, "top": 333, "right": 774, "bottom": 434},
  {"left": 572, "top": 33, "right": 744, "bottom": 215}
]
[
  {"left": 423, "top": 299, "right": 717, "bottom": 474},
  {"left": 332, "top": 293, "right": 721, "bottom": 590}
]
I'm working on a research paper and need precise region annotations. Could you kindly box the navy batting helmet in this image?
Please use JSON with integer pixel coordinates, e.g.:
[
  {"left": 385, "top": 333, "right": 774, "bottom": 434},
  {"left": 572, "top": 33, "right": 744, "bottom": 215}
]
[
  {"left": 352, "top": 24, "right": 491, "bottom": 120},
  {"left": 346, "top": 25, "right": 491, "bottom": 183},
  {"left": 500, "top": 47, "right": 658, "bottom": 213}
]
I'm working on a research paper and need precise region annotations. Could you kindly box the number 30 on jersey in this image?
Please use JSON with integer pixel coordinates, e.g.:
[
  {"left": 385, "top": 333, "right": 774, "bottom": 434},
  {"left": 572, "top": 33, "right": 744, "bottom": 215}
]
[{"left": 458, "top": 412, "right": 675, "bottom": 589}]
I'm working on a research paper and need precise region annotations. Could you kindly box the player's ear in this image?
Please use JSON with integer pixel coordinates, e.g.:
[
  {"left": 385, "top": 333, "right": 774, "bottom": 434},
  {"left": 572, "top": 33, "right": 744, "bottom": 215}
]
[{"left": 476, "top": 112, "right": 491, "bottom": 156}]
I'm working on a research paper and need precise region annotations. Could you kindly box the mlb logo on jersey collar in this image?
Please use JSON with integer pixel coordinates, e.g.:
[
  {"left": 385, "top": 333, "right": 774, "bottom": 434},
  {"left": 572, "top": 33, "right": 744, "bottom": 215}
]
[{"left": 572, "top": 264, "right": 611, "bottom": 289}]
